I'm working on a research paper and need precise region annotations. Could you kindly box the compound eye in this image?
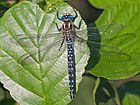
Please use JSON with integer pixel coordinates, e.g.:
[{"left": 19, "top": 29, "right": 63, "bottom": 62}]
[
  {"left": 61, "top": 16, "right": 65, "bottom": 21},
  {"left": 68, "top": 15, "right": 73, "bottom": 20}
]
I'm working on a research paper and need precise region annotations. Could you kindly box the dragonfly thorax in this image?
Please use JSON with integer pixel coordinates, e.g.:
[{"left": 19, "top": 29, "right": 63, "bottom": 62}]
[{"left": 63, "top": 22, "right": 73, "bottom": 31}]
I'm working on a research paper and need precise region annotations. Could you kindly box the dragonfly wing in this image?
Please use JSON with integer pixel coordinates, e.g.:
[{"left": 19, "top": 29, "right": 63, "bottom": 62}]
[
  {"left": 74, "top": 23, "right": 135, "bottom": 62},
  {"left": 10, "top": 31, "right": 64, "bottom": 47},
  {"left": 74, "top": 35, "right": 132, "bottom": 62},
  {"left": 18, "top": 39, "right": 67, "bottom": 63},
  {"left": 10, "top": 34, "right": 37, "bottom": 48},
  {"left": 11, "top": 32, "right": 67, "bottom": 63},
  {"left": 39, "top": 38, "right": 67, "bottom": 62},
  {"left": 75, "top": 23, "right": 124, "bottom": 42}
]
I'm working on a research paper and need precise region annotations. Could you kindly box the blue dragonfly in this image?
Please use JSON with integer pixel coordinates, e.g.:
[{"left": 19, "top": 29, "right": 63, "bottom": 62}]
[{"left": 11, "top": 9, "right": 133, "bottom": 100}]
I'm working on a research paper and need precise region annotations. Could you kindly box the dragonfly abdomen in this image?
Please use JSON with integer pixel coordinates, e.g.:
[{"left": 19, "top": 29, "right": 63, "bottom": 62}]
[{"left": 66, "top": 40, "right": 75, "bottom": 100}]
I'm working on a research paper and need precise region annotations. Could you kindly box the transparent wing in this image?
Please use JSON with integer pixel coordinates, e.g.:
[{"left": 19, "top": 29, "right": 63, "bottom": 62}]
[
  {"left": 74, "top": 35, "right": 132, "bottom": 62},
  {"left": 11, "top": 32, "right": 67, "bottom": 63},
  {"left": 10, "top": 31, "right": 64, "bottom": 47},
  {"left": 75, "top": 23, "right": 124, "bottom": 42},
  {"left": 18, "top": 39, "right": 67, "bottom": 63},
  {"left": 74, "top": 23, "right": 135, "bottom": 62},
  {"left": 10, "top": 23, "right": 122, "bottom": 46},
  {"left": 11, "top": 23, "right": 134, "bottom": 63}
]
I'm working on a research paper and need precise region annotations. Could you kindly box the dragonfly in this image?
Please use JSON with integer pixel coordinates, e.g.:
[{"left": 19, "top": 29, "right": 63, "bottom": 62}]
[{"left": 11, "top": 9, "right": 133, "bottom": 100}]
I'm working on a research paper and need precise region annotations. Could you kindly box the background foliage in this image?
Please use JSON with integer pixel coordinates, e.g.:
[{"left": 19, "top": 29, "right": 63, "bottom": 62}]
[{"left": 0, "top": 0, "right": 140, "bottom": 105}]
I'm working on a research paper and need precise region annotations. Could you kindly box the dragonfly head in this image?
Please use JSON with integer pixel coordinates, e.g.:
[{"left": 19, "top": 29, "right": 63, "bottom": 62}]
[{"left": 61, "top": 14, "right": 73, "bottom": 22}]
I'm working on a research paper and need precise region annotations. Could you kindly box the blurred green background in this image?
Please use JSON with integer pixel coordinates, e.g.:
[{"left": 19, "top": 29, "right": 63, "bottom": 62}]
[{"left": 0, "top": 0, "right": 140, "bottom": 105}]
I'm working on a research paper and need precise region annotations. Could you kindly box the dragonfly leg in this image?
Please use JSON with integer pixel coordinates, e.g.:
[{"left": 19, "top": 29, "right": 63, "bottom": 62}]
[
  {"left": 59, "top": 38, "right": 65, "bottom": 51},
  {"left": 56, "top": 10, "right": 61, "bottom": 21},
  {"left": 74, "top": 19, "right": 82, "bottom": 29},
  {"left": 73, "top": 9, "right": 78, "bottom": 22},
  {"left": 54, "top": 22, "right": 61, "bottom": 31}
]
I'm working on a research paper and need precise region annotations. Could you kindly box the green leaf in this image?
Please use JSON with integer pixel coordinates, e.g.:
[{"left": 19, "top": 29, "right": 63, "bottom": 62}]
[
  {"left": 93, "top": 77, "right": 100, "bottom": 104},
  {"left": 93, "top": 79, "right": 117, "bottom": 105},
  {"left": 44, "top": 0, "right": 64, "bottom": 12},
  {"left": 0, "top": 1, "right": 88, "bottom": 105},
  {"left": 117, "top": 81, "right": 140, "bottom": 105},
  {"left": 88, "top": 2, "right": 140, "bottom": 79},
  {"left": 46, "top": 0, "right": 63, "bottom": 4},
  {"left": 33, "top": 0, "right": 45, "bottom": 3},
  {"left": 89, "top": 0, "right": 118, "bottom": 9},
  {"left": 89, "top": 0, "right": 140, "bottom": 9},
  {"left": 0, "top": 87, "right": 5, "bottom": 101}
]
